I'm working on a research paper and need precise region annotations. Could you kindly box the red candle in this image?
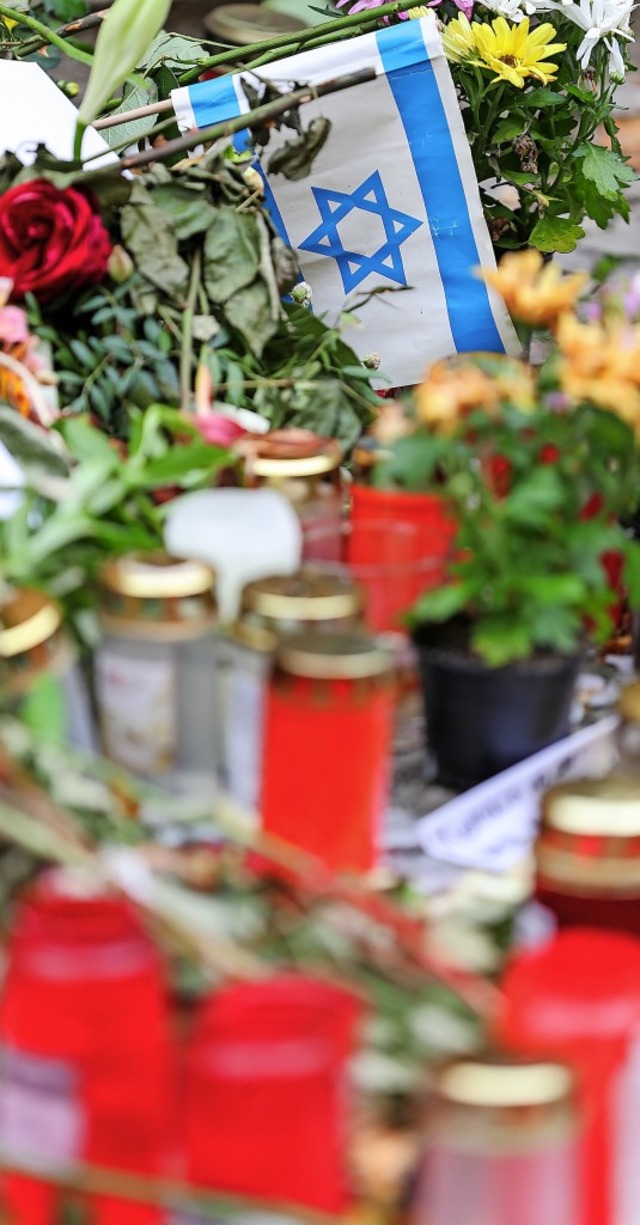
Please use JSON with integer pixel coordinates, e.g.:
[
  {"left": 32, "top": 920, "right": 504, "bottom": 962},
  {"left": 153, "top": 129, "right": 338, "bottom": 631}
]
[
  {"left": 260, "top": 633, "right": 394, "bottom": 873},
  {"left": 183, "top": 974, "right": 359, "bottom": 1212},
  {"left": 0, "top": 870, "right": 173, "bottom": 1225},
  {"left": 536, "top": 778, "right": 640, "bottom": 936}
]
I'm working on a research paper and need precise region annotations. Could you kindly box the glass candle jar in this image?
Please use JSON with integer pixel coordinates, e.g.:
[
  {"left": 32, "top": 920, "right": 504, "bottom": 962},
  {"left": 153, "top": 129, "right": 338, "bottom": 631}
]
[
  {"left": 183, "top": 974, "right": 359, "bottom": 1213},
  {"left": 240, "top": 429, "right": 344, "bottom": 542},
  {"left": 260, "top": 632, "right": 394, "bottom": 873},
  {"left": 536, "top": 777, "right": 640, "bottom": 935},
  {"left": 95, "top": 552, "right": 219, "bottom": 787},
  {"left": 0, "top": 868, "right": 173, "bottom": 1225},
  {"left": 220, "top": 569, "right": 365, "bottom": 811},
  {"left": 0, "top": 586, "right": 95, "bottom": 750},
  {"left": 412, "top": 1055, "right": 581, "bottom": 1225}
]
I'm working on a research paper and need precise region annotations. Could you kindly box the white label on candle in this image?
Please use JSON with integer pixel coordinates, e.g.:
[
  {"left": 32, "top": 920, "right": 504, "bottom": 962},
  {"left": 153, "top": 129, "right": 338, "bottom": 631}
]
[
  {"left": 96, "top": 651, "right": 176, "bottom": 775},
  {"left": 226, "top": 667, "right": 265, "bottom": 811},
  {"left": 0, "top": 1047, "right": 84, "bottom": 1168},
  {"left": 416, "top": 716, "right": 619, "bottom": 873}
]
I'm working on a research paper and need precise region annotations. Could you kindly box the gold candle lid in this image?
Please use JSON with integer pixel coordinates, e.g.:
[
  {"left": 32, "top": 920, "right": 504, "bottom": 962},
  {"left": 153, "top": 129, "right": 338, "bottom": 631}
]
[
  {"left": 437, "top": 1056, "right": 573, "bottom": 1109},
  {"left": 245, "top": 430, "right": 343, "bottom": 479},
  {"left": 99, "top": 552, "right": 217, "bottom": 641},
  {"left": 203, "top": 4, "right": 306, "bottom": 44},
  {"left": 242, "top": 571, "right": 364, "bottom": 623},
  {"left": 0, "top": 587, "right": 67, "bottom": 692},
  {"left": 276, "top": 631, "right": 392, "bottom": 681},
  {"left": 431, "top": 1054, "right": 576, "bottom": 1152},
  {"left": 235, "top": 571, "right": 364, "bottom": 652},
  {"left": 537, "top": 777, "right": 640, "bottom": 894}
]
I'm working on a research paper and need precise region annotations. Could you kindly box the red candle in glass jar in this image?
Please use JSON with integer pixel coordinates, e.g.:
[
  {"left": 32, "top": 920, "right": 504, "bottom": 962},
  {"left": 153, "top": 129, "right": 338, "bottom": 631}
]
[
  {"left": 260, "top": 632, "right": 394, "bottom": 874},
  {"left": 0, "top": 870, "right": 173, "bottom": 1225},
  {"left": 536, "top": 778, "right": 640, "bottom": 936},
  {"left": 183, "top": 973, "right": 359, "bottom": 1212}
]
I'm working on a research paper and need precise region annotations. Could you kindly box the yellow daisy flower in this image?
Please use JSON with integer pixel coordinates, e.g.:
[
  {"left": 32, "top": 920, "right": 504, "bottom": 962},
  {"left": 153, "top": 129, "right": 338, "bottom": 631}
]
[
  {"left": 472, "top": 16, "right": 566, "bottom": 87},
  {"left": 440, "top": 13, "right": 478, "bottom": 63}
]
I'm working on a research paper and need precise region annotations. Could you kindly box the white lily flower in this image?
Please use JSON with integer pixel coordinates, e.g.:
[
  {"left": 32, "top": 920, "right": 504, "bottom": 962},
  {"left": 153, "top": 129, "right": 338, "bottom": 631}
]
[{"left": 546, "top": 0, "right": 635, "bottom": 73}]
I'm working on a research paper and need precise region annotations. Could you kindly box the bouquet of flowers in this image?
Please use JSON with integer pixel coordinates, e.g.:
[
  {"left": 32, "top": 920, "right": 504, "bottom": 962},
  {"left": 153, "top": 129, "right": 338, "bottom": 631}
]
[{"left": 338, "top": 0, "right": 636, "bottom": 255}]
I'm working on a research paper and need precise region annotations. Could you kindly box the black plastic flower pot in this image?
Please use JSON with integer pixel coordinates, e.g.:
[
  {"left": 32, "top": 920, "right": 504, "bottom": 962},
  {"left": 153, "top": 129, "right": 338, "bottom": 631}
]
[{"left": 412, "top": 620, "right": 582, "bottom": 792}]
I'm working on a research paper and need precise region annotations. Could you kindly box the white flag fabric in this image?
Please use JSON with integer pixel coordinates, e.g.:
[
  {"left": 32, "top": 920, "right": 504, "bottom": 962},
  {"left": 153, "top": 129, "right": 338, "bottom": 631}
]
[{"left": 172, "top": 16, "right": 518, "bottom": 387}]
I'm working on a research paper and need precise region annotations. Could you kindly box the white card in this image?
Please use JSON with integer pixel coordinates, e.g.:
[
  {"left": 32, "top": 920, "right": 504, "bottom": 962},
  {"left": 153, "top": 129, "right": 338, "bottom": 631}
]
[
  {"left": 417, "top": 716, "right": 619, "bottom": 873},
  {"left": 0, "top": 61, "right": 117, "bottom": 169}
]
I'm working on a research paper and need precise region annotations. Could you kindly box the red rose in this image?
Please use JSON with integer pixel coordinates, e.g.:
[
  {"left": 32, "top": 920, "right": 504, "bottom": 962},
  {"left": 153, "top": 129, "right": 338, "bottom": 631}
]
[{"left": 0, "top": 179, "right": 112, "bottom": 304}]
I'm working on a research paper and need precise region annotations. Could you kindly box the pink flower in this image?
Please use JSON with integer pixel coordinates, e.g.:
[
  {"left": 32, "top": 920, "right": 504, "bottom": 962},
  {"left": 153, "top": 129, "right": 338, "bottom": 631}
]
[{"left": 0, "top": 304, "right": 30, "bottom": 347}]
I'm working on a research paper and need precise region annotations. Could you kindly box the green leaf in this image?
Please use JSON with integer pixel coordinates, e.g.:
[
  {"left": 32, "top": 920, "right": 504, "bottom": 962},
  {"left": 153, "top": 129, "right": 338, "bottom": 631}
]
[
  {"left": 151, "top": 184, "right": 216, "bottom": 241},
  {"left": 529, "top": 215, "right": 585, "bottom": 254},
  {"left": 521, "top": 87, "right": 567, "bottom": 108},
  {"left": 516, "top": 573, "right": 587, "bottom": 605},
  {"left": 0, "top": 407, "right": 69, "bottom": 477},
  {"left": 502, "top": 466, "right": 565, "bottom": 528},
  {"left": 58, "top": 416, "right": 117, "bottom": 464},
  {"left": 623, "top": 539, "right": 640, "bottom": 606},
  {"left": 19, "top": 674, "right": 66, "bottom": 746},
  {"left": 472, "top": 617, "right": 533, "bottom": 667},
  {"left": 225, "top": 281, "right": 279, "bottom": 358},
  {"left": 573, "top": 142, "right": 635, "bottom": 199},
  {"left": 203, "top": 207, "right": 261, "bottom": 303},
  {"left": 120, "top": 180, "right": 189, "bottom": 296},
  {"left": 133, "top": 441, "right": 229, "bottom": 486},
  {"left": 139, "top": 30, "right": 205, "bottom": 71},
  {"left": 492, "top": 118, "right": 526, "bottom": 143},
  {"left": 102, "top": 80, "right": 160, "bottom": 150},
  {"left": 409, "top": 583, "right": 470, "bottom": 625}
]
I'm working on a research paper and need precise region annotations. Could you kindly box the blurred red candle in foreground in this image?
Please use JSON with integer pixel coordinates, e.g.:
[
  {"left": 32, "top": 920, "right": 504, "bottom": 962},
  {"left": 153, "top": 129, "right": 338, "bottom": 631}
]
[
  {"left": 184, "top": 974, "right": 359, "bottom": 1212},
  {"left": 0, "top": 870, "right": 173, "bottom": 1225},
  {"left": 260, "top": 633, "right": 394, "bottom": 874},
  {"left": 498, "top": 929, "right": 640, "bottom": 1225}
]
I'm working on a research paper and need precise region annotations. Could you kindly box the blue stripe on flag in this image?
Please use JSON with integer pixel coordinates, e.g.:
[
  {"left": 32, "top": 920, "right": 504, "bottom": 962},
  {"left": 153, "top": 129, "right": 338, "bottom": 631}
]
[
  {"left": 377, "top": 22, "right": 504, "bottom": 354},
  {"left": 187, "top": 77, "right": 295, "bottom": 257}
]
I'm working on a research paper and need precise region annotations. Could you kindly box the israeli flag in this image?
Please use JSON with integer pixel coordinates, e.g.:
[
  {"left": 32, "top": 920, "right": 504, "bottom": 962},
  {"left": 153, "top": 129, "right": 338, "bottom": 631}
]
[{"left": 172, "top": 16, "right": 518, "bottom": 387}]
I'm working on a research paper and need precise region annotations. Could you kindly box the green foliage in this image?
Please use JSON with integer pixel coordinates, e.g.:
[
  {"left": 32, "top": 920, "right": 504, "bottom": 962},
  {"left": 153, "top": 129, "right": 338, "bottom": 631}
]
[
  {"left": 451, "top": 28, "right": 636, "bottom": 254},
  {"left": 27, "top": 150, "right": 375, "bottom": 447},
  {"left": 399, "top": 403, "right": 640, "bottom": 666},
  {"left": 0, "top": 408, "right": 230, "bottom": 627}
]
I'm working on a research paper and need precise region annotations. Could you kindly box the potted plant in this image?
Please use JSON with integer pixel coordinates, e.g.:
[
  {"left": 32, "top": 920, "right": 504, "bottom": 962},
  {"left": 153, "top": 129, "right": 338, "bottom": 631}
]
[{"left": 376, "top": 253, "right": 640, "bottom": 789}]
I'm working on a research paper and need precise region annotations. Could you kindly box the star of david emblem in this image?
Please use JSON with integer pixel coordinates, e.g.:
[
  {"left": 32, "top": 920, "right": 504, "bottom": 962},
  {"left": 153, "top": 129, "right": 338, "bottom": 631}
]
[{"left": 298, "top": 170, "right": 423, "bottom": 295}]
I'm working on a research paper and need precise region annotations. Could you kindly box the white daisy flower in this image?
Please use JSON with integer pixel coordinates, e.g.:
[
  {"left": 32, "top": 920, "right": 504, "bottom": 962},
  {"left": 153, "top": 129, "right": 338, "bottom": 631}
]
[{"left": 546, "top": 0, "right": 635, "bottom": 74}]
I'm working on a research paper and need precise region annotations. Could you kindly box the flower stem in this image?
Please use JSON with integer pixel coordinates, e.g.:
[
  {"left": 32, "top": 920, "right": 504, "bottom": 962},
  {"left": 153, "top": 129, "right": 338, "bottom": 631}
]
[
  {"left": 180, "top": 249, "right": 201, "bottom": 413},
  {"left": 0, "top": 1, "right": 95, "bottom": 66},
  {"left": 177, "top": 0, "right": 430, "bottom": 85}
]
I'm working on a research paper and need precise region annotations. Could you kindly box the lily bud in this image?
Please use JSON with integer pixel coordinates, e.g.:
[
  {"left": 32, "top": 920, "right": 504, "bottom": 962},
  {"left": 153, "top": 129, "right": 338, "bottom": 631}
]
[{"left": 77, "top": 0, "right": 171, "bottom": 138}]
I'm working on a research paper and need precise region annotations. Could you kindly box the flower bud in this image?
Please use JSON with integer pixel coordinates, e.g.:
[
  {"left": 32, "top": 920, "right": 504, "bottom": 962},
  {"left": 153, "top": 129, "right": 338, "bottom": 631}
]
[
  {"left": 364, "top": 352, "right": 382, "bottom": 370},
  {"left": 291, "top": 281, "right": 313, "bottom": 306},
  {"left": 242, "top": 167, "right": 264, "bottom": 196},
  {"left": 107, "top": 245, "right": 134, "bottom": 284}
]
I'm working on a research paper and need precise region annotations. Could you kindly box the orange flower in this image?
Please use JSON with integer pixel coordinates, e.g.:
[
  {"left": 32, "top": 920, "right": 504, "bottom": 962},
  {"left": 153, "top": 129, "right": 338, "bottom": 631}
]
[
  {"left": 480, "top": 250, "right": 588, "bottom": 330},
  {"left": 556, "top": 312, "right": 640, "bottom": 435},
  {"left": 415, "top": 354, "right": 535, "bottom": 434}
]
